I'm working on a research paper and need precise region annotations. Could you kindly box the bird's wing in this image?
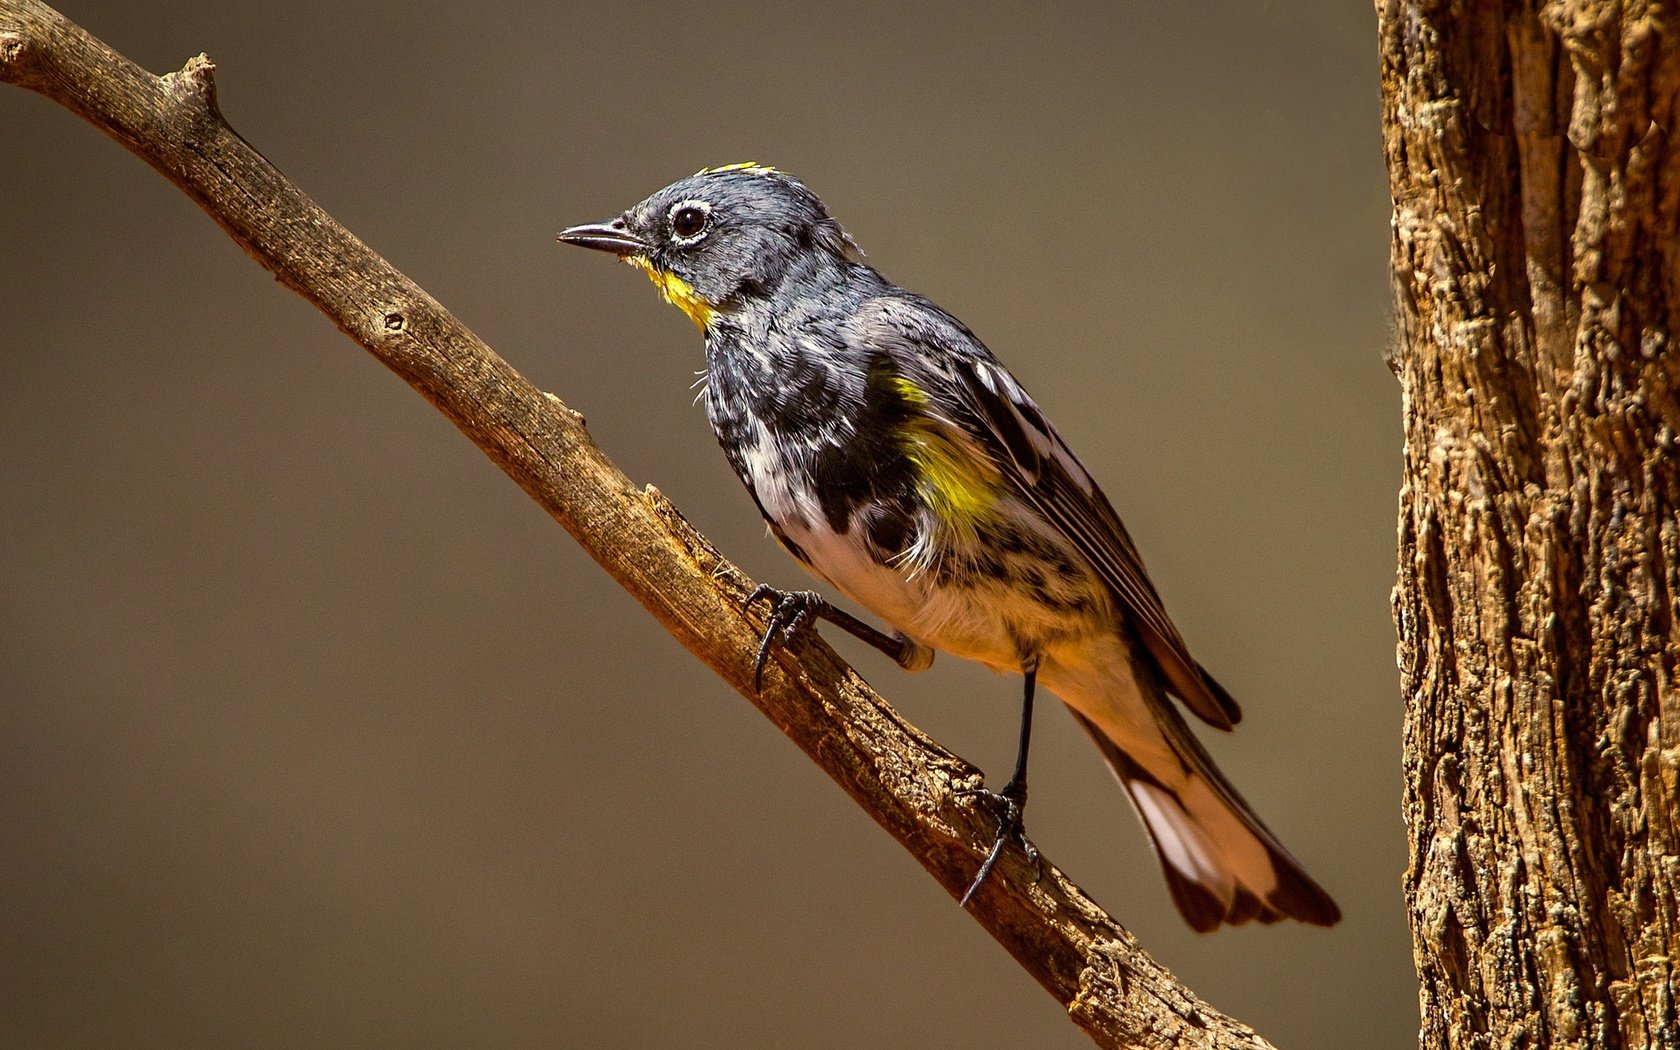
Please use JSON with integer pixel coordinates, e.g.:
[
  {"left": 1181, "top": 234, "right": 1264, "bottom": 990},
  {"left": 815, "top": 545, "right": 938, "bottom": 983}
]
[{"left": 856, "top": 295, "right": 1241, "bottom": 730}]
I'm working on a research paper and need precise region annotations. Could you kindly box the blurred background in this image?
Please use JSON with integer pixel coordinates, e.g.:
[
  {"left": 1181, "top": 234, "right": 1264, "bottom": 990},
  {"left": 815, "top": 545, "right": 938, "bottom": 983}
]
[{"left": 1, "top": 2, "right": 1404, "bottom": 1047}]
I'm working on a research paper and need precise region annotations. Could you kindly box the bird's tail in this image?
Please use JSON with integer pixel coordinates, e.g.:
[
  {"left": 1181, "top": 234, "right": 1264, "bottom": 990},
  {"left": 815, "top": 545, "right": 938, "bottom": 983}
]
[
  {"left": 1069, "top": 708, "right": 1340, "bottom": 931},
  {"left": 1045, "top": 642, "right": 1339, "bottom": 932}
]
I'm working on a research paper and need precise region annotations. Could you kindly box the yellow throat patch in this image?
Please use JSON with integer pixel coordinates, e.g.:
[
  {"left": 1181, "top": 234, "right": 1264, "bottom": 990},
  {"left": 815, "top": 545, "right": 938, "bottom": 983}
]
[{"left": 627, "top": 255, "right": 714, "bottom": 330}]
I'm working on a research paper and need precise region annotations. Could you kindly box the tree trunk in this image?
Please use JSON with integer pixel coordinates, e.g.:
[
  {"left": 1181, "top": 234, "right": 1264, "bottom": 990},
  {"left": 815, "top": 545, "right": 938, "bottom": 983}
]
[{"left": 1379, "top": 2, "right": 1680, "bottom": 1047}]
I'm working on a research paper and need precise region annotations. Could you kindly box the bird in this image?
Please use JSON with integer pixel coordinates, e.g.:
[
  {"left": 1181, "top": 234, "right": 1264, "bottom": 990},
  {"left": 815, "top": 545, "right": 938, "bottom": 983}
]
[{"left": 557, "top": 163, "right": 1340, "bottom": 931}]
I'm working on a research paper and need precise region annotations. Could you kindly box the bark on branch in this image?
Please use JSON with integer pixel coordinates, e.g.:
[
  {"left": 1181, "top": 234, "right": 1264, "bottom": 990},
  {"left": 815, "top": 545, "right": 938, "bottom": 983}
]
[{"left": 0, "top": 3, "right": 1275, "bottom": 1047}]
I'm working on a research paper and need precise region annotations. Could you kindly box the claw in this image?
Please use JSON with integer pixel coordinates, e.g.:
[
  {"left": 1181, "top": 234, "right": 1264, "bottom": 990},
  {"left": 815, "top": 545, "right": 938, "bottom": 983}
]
[
  {"left": 956, "top": 780, "right": 1036, "bottom": 907},
  {"left": 746, "top": 586, "right": 823, "bottom": 691}
]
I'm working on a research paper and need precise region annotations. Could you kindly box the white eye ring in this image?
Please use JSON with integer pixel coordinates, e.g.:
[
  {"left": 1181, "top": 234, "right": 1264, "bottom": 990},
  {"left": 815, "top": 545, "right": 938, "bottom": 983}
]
[{"left": 668, "top": 200, "right": 711, "bottom": 243}]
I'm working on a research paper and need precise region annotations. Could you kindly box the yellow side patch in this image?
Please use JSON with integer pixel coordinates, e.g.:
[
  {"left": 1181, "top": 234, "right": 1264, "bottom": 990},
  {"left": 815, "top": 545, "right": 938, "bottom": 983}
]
[
  {"left": 627, "top": 255, "right": 714, "bottom": 330},
  {"left": 888, "top": 376, "right": 999, "bottom": 526}
]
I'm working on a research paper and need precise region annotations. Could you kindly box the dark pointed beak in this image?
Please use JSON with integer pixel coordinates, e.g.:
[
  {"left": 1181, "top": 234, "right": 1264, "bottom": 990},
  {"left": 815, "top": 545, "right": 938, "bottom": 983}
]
[{"left": 556, "top": 218, "right": 646, "bottom": 256}]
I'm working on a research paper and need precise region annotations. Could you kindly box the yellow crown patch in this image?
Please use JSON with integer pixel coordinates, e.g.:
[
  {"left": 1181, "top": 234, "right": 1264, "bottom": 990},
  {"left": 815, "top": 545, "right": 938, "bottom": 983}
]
[{"left": 695, "top": 162, "right": 779, "bottom": 177}]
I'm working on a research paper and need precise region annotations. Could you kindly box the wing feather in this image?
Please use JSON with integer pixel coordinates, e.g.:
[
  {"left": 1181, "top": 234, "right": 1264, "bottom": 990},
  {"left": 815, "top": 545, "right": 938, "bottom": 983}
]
[
  {"left": 855, "top": 296, "right": 1241, "bottom": 730},
  {"left": 959, "top": 357, "right": 1240, "bottom": 729}
]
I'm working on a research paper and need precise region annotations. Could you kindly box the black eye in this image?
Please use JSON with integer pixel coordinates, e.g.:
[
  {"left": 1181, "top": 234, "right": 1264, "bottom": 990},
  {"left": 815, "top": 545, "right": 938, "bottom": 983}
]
[{"left": 671, "top": 205, "right": 708, "bottom": 239}]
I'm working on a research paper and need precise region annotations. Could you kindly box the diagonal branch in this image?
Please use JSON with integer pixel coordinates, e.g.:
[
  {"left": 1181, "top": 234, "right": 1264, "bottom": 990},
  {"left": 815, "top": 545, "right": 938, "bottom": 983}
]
[{"left": 0, "top": 4, "right": 1274, "bottom": 1047}]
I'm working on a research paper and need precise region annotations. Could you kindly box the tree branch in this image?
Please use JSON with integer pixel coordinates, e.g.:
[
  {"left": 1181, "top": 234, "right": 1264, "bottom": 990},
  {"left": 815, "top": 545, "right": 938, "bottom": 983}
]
[{"left": 0, "top": 4, "right": 1275, "bottom": 1046}]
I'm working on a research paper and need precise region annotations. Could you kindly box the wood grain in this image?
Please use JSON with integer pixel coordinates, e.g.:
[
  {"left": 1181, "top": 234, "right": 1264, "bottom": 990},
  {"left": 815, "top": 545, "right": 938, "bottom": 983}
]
[{"left": 1379, "top": 1, "right": 1680, "bottom": 1045}]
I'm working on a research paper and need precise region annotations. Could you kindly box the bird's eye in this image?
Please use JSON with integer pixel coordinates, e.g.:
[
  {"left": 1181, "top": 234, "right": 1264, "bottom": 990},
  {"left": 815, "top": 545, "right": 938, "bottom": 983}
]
[{"left": 670, "top": 203, "right": 709, "bottom": 241}]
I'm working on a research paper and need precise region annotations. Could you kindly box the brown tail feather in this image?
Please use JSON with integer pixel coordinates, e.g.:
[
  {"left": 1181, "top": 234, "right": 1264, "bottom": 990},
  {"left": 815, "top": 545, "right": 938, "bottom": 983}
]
[
  {"left": 1195, "top": 662, "right": 1242, "bottom": 727},
  {"left": 1069, "top": 708, "right": 1340, "bottom": 931}
]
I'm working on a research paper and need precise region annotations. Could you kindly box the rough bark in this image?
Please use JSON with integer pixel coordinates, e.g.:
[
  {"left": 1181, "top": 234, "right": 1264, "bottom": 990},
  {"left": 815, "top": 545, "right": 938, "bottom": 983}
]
[
  {"left": 1379, "top": 1, "right": 1680, "bottom": 1047},
  {"left": 0, "top": 3, "right": 1279, "bottom": 1048}
]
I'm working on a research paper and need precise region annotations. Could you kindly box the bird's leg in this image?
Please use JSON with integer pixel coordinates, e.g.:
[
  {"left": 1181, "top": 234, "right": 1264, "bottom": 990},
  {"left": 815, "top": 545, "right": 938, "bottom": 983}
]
[
  {"left": 744, "top": 585, "right": 931, "bottom": 690},
  {"left": 958, "top": 656, "right": 1042, "bottom": 907}
]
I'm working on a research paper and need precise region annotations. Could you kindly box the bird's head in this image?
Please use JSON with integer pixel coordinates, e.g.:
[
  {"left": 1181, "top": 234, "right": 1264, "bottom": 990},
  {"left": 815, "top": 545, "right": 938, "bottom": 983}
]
[{"left": 557, "top": 164, "right": 860, "bottom": 329}]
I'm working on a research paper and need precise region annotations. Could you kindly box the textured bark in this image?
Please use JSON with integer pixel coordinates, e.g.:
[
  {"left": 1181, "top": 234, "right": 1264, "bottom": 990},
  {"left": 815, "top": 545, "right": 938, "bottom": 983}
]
[
  {"left": 0, "top": 3, "right": 1281, "bottom": 1048},
  {"left": 1379, "top": 1, "right": 1680, "bottom": 1048}
]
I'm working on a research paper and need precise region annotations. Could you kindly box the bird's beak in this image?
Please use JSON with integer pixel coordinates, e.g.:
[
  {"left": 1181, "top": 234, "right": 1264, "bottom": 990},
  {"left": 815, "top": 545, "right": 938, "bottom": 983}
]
[{"left": 556, "top": 219, "right": 646, "bottom": 256}]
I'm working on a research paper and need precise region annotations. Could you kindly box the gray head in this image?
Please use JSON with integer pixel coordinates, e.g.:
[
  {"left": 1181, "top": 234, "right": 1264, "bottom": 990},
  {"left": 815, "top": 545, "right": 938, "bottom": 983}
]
[{"left": 557, "top": 164, "right": 861, "bottom": 327}]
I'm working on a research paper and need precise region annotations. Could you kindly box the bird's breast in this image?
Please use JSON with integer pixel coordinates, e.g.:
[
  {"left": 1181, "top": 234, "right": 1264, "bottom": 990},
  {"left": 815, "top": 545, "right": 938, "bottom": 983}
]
[{"left": 701, "top": 329, "right": 1111, "bottom": 668}]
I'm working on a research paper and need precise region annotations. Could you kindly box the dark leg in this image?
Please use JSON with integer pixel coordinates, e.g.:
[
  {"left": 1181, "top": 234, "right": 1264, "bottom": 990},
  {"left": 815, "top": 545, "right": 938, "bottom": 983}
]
[
  {"left": 958, "top": 656, "right": 1040, "bottom": 907},
  {"left": 745, "top": 584, "right": 931, "bottom": 690}
]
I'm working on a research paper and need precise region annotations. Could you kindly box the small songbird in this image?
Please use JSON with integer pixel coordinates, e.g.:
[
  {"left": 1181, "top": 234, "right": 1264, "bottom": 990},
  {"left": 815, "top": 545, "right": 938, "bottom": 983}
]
[{"left": 558, "top": 164, "right": 1339, "bottom": 930}]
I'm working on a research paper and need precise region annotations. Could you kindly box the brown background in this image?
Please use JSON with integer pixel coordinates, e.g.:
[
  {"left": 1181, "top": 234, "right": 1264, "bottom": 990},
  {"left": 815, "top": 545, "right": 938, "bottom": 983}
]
[{"left": 1, "top": 3, "right": 1406, "bottom": 1047}]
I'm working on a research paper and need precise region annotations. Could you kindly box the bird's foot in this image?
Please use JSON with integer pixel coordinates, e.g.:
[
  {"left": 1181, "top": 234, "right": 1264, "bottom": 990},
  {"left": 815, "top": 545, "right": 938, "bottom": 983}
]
[
  {"left": 745, "top": 585, "right": 827, "bottom": 691},
  {"left": 955, "top": 778, "right": 1041, "bottom": 906},
  {"left": 745, "top": 584, "right": 931, "bottom": 685}
]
